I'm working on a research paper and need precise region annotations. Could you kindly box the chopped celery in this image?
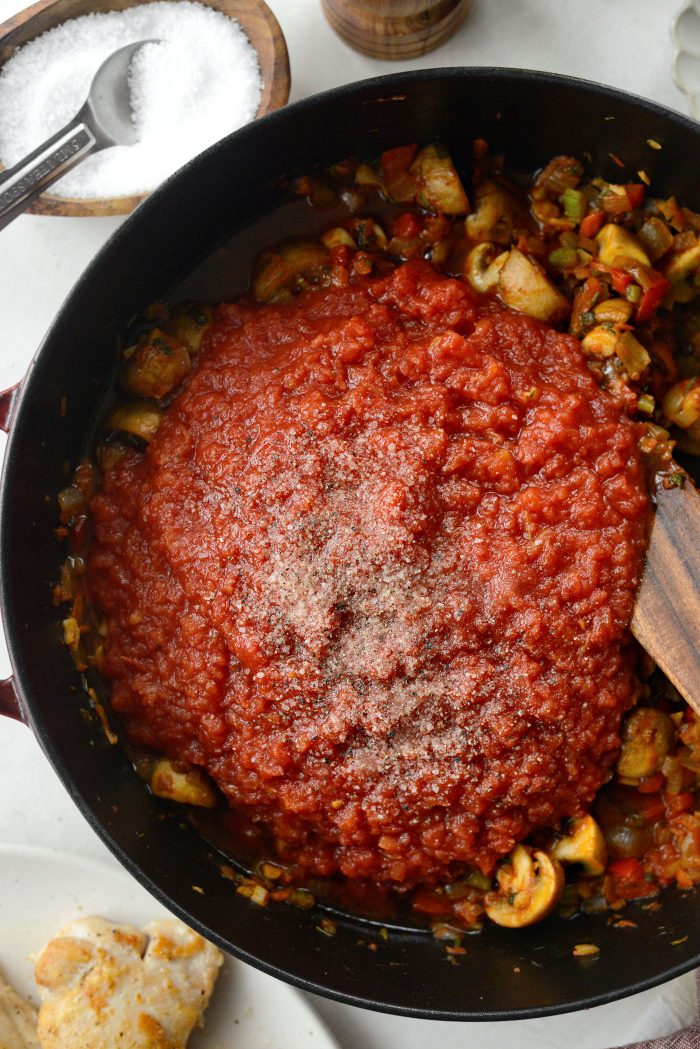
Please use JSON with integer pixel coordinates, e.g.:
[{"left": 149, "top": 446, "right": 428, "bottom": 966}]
[
  {"left": 549, "top": 246, "right": 579, "bottom": 269},
  {"left": 561, "top": 188, "right": 586, "bottom": 223}
]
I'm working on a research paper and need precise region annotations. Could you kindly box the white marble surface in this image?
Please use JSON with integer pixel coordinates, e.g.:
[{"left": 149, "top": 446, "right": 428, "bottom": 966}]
[{"left": 0, "top": 2, "right": 697, "bottom": 1046}]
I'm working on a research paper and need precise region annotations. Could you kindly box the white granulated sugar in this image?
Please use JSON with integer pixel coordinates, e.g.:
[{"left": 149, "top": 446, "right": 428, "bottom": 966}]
[{"left": 0, "top": 2, "right": 262, "bottom": 198}]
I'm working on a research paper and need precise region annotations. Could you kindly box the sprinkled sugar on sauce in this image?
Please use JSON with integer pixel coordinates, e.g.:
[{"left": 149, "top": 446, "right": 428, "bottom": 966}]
[{"left": 88, "top": 259, "right": 650, "bottom": 887}]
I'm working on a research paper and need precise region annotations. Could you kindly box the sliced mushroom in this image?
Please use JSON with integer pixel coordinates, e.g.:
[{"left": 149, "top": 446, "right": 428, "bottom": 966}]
[
  {"left": 581, "top": 326, "right": 619, "bottom": 359},
  {"left": 165, "top": 303, "right": 214, "bottom": 355},
  {"left": 462, "top": 243, "right": 509, "bottom": 294},
  {"left": 614, "top": 331, "right": 651, "bottom": 380},
  {"left": 465, "top": 178, "right": 527, "bottom": 244},
  {"left": 252, "top": 241, "right": 329, "bottom": 302},
  {"left": 124, "top": 329, "right": 191, "bottom": 400},
  {"left": 150, "top": 758, "right": 218, "bottom": 808},
  {"left": 410, "top": 144, "right": 470, "bottom": 215},
  {"left": 551, "top": 815, "right": 607, "bottom": 876},
  {"left": 497, "top": 249, "right": 570, "bottom": 324},
  {"left": 321, "top": 227, "right": 356, "bottom": 250},
  {"left": 347, "top": 217, "right": 388, "bottom": 251},
  {"left": 663, "top": 377, "right": 700, "bottom": 430},
  {"left": 484, "top": 845, "right": 564, "bottom": 928},
  {"left": 596, "top": 224, "right": 651, "bottom": 268},
  {"left": 616, "top": 707, "right": 676, "bottom": 781},
  {"left": 664, "top": 243, "right": 700, "bottom": 284},
  {"left": 592, "top": 298, "right": 634, "bottom": 325},
  {"left": 104, "top": 401, "right": 164, "bottom": 444}
]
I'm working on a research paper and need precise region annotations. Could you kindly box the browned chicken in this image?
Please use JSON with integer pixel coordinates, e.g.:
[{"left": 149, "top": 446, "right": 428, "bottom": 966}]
[
  {"left": 0, "top": 969, "right": 40, "bottom": 1049},
  {"left": 34, "top": 917, "right": 223, "bottom": 1049}
]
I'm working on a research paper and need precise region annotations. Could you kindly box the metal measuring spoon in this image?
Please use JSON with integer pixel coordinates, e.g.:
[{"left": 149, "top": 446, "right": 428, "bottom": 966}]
[{"left": 0, "top": 40, "right": 155, "bottom": 230}]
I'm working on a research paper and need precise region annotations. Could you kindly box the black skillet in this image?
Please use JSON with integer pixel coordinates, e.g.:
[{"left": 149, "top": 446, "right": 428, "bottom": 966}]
[{"left": 2, "top": 68, "right": 700, "bottom": 1020}]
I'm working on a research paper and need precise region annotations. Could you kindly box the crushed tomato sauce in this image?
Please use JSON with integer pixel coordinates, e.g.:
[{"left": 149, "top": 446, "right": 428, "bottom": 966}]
[{"left": 88, "top": 259, "right": 650, "bottom": 887}]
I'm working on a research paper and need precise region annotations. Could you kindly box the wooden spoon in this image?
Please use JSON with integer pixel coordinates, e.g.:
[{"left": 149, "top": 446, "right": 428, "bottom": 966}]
[{"left": 632, "top": 471, "right": 700, "bottom": 717}]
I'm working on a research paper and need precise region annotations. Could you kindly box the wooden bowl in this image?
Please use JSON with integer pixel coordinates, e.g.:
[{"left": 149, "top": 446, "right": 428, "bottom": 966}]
[{"left": 0, "top": 0, "right": 290, "bottom": 216}]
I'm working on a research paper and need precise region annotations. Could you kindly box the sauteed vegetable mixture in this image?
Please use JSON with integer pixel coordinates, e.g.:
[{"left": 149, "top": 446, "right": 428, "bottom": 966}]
[{"left": 56, "top": 141, "right": 700, "bottom": 935}]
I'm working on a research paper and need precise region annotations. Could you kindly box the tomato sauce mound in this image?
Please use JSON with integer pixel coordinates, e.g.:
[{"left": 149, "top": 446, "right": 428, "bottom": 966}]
[{"left": 88, "top": 260, "right": 650, "bottom": 887}]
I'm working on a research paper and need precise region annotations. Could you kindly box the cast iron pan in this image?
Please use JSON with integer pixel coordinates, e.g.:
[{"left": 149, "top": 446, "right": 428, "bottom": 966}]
[{"left": 2, "top": 69, "right": 700, "bottom": 1020}]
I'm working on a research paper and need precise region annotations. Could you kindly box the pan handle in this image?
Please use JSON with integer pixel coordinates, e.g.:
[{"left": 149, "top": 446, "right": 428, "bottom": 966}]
[
  {"left": 0, "top": 677, "right": 23, "bottom": 722},
  {"left": 0, "top": 384, "right": 19, "bottom": 432}
]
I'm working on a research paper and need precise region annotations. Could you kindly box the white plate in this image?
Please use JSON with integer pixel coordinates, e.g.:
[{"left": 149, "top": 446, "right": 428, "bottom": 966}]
[
  {"left": 0, "top": 842, "right": 340, "bottom": 1049},
  {"left": 672, "top": 0, "right": 700, "bottom": 117}
]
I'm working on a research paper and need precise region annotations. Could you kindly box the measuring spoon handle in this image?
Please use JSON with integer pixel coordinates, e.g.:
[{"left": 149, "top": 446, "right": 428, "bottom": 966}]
[{"left": 0, "top": 117, "right": 97, "bottom": 231}]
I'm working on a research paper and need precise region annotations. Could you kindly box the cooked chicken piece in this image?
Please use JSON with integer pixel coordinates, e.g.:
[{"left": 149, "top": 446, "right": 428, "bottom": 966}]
[
  {"left": 0, "top": 969, "right": 40, "bottom": 1049},
  {"left": 35, "top": 917, "right": 223, "bottom": 1049}
]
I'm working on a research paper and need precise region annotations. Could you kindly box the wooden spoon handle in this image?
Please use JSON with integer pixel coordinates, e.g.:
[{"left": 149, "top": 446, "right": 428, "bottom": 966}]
[{"left": 632, "top": 474, "right": 700, "bottom": 718}]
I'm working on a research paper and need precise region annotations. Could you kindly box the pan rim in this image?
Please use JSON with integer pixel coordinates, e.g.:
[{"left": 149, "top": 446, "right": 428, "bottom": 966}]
[{"left": 2, "top": 65, "right": 700, "bottom": 1020}]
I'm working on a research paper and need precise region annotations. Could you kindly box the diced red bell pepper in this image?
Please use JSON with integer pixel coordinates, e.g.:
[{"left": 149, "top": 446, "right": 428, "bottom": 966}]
[
  {"left": 624, "top": 183, "right": 646, "bottom": 209},
  {"left": 607, "top": 857, "right": 653, "bottom": 898},
  {"left": 380, "top": 145, "right": 419, "bottom": 203},
  {"left": 380, "top": 144, "right": 418, "bottom": 181},
  {"left": 392, "top": 211, "right": 422, "bottom": 239},
  {"left": 570, "top": 275, "right": 604, "bottom": 335},
  {"left": 621, "top": 789, "right": 666, "bottom": 824},
  {"left": 611, "top": 269, "right": 634, "bottom": 294},
  {"left": 423, "top": 213, "right": 451, "bottom": 241},
  {"left": 329, "top": 245, "right": 352, "bottom": 267},
  {"left": 638, "top": 773, "right": 664, "bottom": 794},
  {"left": 608, "top": 858, "right": 645, "bottom": 881},
  {"left": 580, "top": 211, "right": 605, "bottom": 238},
  {"left": 636, "top": 277, "right": 670, "bottom": 323},
  {"left": 639, "top": 798, "right": 666, "bottom": 823},
  {"left": 611, "top": 259, "right": 671, "bottom": 324},
  {"left": 664, "top": 791, "right": 695, "bottom": 817}
]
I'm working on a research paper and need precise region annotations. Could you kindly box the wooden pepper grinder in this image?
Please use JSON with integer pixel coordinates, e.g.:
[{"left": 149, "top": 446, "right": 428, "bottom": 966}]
[{"left": 322, "top": 0, "right": 471, "bottom": 59}]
